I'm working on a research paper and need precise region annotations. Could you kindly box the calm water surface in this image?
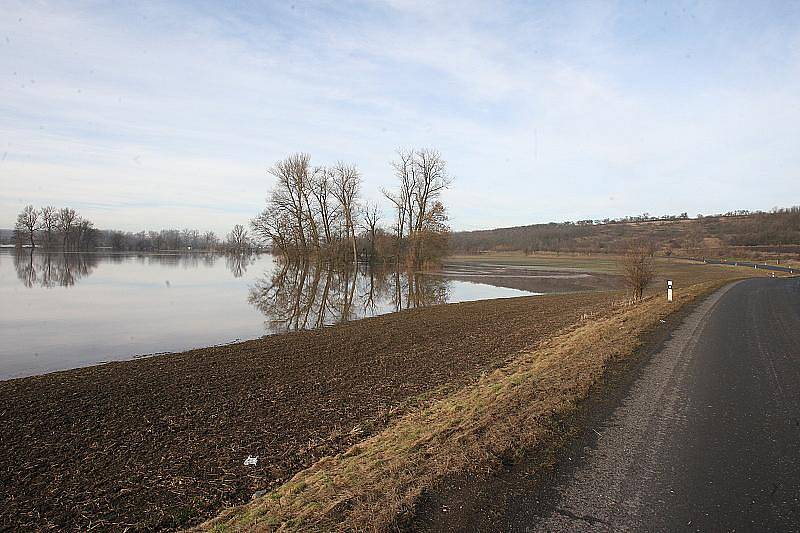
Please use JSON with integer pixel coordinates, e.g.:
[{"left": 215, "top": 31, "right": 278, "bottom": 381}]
[{"left": 0, "top": 250, "right": 537, "bottom": 380}]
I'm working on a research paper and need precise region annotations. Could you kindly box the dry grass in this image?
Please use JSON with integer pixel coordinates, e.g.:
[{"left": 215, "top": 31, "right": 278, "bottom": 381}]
[{"left": 197, "top": 265, "right": 768, "bottom": 532}]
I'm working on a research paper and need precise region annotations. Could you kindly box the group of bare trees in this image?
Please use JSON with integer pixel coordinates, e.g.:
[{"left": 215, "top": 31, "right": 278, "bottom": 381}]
[
  {"left": 14, "top": 205, "right": 96, "bottom": 251},
  {"left": 251, "top": 148, "right": 452, "bottom": 266},
  {"left": 13, "top": 206, "right": 253, "bottom": 254},
  {"left": 250, "top": 154, "right": 365, "bottom": 261},
  {"left": 382, "top": 148, "right": 451, "bottom": 265}
]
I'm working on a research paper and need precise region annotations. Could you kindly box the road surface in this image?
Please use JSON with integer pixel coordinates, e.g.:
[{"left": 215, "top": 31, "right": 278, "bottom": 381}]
[{"left": 513, "top": 277, "right": 800, "bottom": 531}]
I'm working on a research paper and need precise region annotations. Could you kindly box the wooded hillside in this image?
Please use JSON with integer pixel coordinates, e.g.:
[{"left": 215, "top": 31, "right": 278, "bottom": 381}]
[{"left": 451, "top": 207, "right": 800, "bottom": 259}]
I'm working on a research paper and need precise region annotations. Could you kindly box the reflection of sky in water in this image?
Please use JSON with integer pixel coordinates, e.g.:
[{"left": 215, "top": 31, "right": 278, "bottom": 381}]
[
  {"left": 0, "top": 251, "right": 540, "bottom": 380},
  {"left": 443, "top": 280, "right": 541, "bottom": 301}
]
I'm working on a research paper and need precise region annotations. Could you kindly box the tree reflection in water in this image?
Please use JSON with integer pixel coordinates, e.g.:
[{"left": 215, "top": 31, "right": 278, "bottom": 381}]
[
  {"left": 9, "top": 251, "right": 451, "bottom": 333},
  {"left": 248, "top": 260, "right": 450, "bottom": 333},
  {"left": 225, "top": 253, "right": 256, "bottom": 278},
  {"left": 13, "top": 250, "right": 100, "bottom": 288},
  {"left": 10, "top": 251, "right": 256, "bottom": 288}
]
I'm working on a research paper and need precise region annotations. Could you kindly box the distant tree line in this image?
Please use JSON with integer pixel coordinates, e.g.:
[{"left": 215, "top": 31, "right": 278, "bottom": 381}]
[
  {"left": 250, "top": 148, "right": 452, "bottom": 266},
  {"left": 100, "top": 228, "right": 223, "bottom": 252},
  {"left": 12, "top": 204, "right": 254, "bottom": 253},
  {"left": 573, "top": 212, "right": 690, "bottom": 226}
]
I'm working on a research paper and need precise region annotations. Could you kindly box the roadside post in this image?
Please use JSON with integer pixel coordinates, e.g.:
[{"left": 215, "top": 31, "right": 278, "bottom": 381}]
[{"left": 667, "top": 280, "right": 673, "bottom": 302}]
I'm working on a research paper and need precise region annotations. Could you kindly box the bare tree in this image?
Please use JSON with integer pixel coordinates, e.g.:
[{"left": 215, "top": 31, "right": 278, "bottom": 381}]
[
  {"left": 269, "top": 153, "right": 311, "bottom": 250},
  {"left": 381, "top": 185, "right": 406, "bottom": 245},
  {"left": 203, "top": 231, "right": 218, "bottom": 250},
  {"left": 75, "top": 218, "right": 95, "bottom": 250},
  {"left": 410, "top": 148, "right": 451, "bottom": 261},
  {"left": 148, "top": 230, "right": 163, "bottom": 251},
  {"left": 181, "top": 228, "right": 200, "bottom": 249},
  {"left": 384, "top": 148, "right": 452, "bottom": 265},
  {"left": 15, "top": 205, "right": 40, "bottom": 248},
  {"left": 57, "top": 208, "right": 77, "bottom": 250},
  {"left": 331, "top": 162, "right": 361, "bottom": 262},
  {"left": 226, "top": 224, "right": 250, "bottom": 252},
  {"left": 361, "top": 201, "right": 381, "bottom": 260},
  {"left": 252, "top": 203, "right": 292, "bottom": 253},
  {"left": 159, "top": 229, "right": 180, "bottom": 250},
  {"left": 309, "top": 166, "right": 339, "bottom": 247},
  {"left": 384, "top": 149, "right": 416, "bottom": 246},
  {"left": 40, "top": 206, "right": 57, "bottom": 248},
  {"left": 620, "top": 241, "right": 655, "bottom": 301}
]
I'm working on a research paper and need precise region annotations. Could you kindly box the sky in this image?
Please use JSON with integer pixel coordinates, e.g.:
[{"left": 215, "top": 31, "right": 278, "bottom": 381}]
[{"left": 1, "top": 0, "right": 799, "bottom": 234}]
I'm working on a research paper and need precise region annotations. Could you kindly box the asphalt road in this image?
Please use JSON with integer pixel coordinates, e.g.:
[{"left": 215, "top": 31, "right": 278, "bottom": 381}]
[{"left": 517, "top": 277, "right": 800, "bottom": 532}]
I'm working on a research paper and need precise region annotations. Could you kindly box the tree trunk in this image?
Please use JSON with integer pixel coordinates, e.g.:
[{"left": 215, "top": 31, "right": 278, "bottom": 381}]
[{"left": 351, "top": 225, "right": 357, "bottom": 263}]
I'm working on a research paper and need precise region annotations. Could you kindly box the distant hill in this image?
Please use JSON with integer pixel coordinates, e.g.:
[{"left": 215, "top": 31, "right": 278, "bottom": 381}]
[{"left": 450, "top": 207, "right": 800, "bottom": 259}]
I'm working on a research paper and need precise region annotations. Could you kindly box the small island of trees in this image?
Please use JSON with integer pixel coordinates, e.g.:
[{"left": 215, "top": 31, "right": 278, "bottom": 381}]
[
  {"left": 14, "top": 206, "right": 97, "bottom": 251},
  {"left": 250, "top": 148, "right": 452, "bottom": 266}
]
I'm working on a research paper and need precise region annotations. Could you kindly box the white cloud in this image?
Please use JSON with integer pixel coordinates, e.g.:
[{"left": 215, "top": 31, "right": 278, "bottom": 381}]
[{"left": 1, "top": 0, "right": 799, "bottom": 233}]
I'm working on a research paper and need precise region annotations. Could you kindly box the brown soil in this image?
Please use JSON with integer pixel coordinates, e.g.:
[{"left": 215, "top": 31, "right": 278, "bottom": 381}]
[{"left": 0, "top": 291, "right": 614, "bottom": 531}]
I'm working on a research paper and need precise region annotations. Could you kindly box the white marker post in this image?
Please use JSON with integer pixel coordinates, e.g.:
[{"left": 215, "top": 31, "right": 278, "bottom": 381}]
[{"left": 667, "top": 280, "right": 673, "bottom": 302}]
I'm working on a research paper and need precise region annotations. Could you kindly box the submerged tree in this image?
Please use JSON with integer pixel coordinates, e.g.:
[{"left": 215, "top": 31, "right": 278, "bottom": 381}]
[
  {"left": 361, "top": 201, "right": 382, "bottom": 259},
  {"left": 15, "top": 205, "right": 39, "bottom": 248},
  {"left": 331, "top": 162, "right": 361, "bottom": 262},
  {"left": 75, "top": 218, "right": 97, "bottom": 250},
  {"left": 252, "top": 149, "right": 451, "bottom": 265},
  {"left": 226, "top": 224, "right": 250, "bottom": 252},
  {"left": 252, "top": 154, "right": 363, "bottom": 261},
  {"left": 203, "top": 231, "right": 219, "bottom": 250},
  {"left": 40, "top": 206, "right": 57, "bottom": 248},
  {"left": 57, "top": 207, "right": 77, "bottom": 250},
  {"left": 13, "top": 204, "right": 101, "bottom": 251},
  {"left": 383, "top": 148, "right": 452, "bottom": 265}
]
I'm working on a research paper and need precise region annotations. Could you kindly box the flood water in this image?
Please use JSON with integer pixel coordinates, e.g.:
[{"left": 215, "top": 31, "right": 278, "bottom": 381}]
[{"left": 0, "top": 249, "right": 540, "bottom": 380}]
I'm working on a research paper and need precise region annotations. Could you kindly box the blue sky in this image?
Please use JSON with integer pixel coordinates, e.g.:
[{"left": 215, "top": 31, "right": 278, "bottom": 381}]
[{"left": 1, "top": 0, "right": 799, "bottom": 234}]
